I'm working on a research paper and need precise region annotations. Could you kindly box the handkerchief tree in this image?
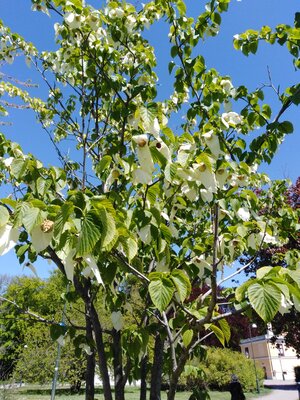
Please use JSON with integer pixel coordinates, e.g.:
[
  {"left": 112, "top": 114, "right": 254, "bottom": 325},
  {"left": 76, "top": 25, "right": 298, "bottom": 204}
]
[{"left": 0, "top": 1, "right": 300, "bottom": 399}]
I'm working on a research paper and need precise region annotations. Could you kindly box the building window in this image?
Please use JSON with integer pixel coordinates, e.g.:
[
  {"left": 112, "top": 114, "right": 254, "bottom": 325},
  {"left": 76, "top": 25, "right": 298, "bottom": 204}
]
[{"left": 276, "top": 343, "right": 285, "bottom": 356}]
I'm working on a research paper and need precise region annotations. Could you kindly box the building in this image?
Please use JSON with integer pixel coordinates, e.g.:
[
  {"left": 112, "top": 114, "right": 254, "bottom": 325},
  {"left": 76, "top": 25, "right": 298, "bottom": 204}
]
[{"left": 240, "top": 326, "right": 299, "bottom": 380}]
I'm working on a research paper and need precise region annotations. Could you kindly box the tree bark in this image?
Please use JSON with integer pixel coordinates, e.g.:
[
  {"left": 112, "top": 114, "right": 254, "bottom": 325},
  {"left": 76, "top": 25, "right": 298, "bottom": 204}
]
[
  {"left": 90, "top": 301, "right": 113, "bottom": 400},
  {"left": 112, "top": 328, "right": 125, "bottom": 400},
  {"left": 140, "top": 354, "right": 148, "bottom": 400},
  {"left": 150, "top": 334, "right": 164, "bottom": 400},
  {"left": 85, "top": 305, "right": 95, "bottom": 400},
  {"left": 48, "top": 250, "right": 113, "bottom": 400}
]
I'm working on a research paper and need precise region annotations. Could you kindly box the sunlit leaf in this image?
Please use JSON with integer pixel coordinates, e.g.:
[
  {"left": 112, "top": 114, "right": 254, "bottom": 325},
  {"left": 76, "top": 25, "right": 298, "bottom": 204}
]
[{"left": 149, "top": 277, "right": 174, "bottom": 311}]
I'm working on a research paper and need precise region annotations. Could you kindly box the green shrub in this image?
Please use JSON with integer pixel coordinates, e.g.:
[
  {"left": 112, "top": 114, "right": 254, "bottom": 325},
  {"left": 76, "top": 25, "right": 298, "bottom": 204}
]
[{"left": 184, "top": 347, "right": 264, "bottom": 392}]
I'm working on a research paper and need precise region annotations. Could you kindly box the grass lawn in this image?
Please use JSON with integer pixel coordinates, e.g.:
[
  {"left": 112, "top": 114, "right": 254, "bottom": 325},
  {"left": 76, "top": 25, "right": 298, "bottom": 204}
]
[{"left": 0, "top": 385, "right": 271, "bottom": 399}]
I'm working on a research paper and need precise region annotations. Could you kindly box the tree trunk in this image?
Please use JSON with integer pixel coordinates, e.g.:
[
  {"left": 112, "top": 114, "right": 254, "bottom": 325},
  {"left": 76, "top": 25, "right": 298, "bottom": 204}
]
[
  {"left": 167, "top": 347, "right": 190, "bottom": 400},
  {"left": 90, "top": 302, "right": 113, "bottom": 400},
  {"left": 85, "top": 306, "right": 95, "bottom": 400},
  {"left": 140, "top": 354, "right": 148, "bottom": 400},
  {"left": 112, "top": 328, "right": 125, "bottom": 400},
  {"left": 150, "top": 334, "right": 164, "bottom": 400},
  {"left": 49, "top": 253, "right": 112, "bottom": 400}
]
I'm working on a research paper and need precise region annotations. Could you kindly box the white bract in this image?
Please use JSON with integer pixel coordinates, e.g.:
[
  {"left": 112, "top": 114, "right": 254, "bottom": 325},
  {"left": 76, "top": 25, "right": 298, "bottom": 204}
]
[
  {"left": 192, "top": 163, "right": 217, "bottom": 193},
  {"left": 151, "top": 139, "right": 171, "bottom": 161},
  {"left": 109, "top": 7, "right": 125, "bottom": 19},
  {"left": 60, "top": 249, "right": 76, "bottom": 282},
  {"left": 0, "top": 225, "right": 19, "bottom": 256},
  {"left": 221, "top": 111, "right": 243, "bottom": 129},
  {"left": 65, "top": 13, "right": 84, "bottom": 29},
  {"left": 82, "top": 256, "right": 104, "bottom": 285},
  {"left": 237, "top": 207, "right": 250, "bottom": 221},
  {"left": 31, "top": 225, "right": 53, "bottom": 253},
  {"left": 79, "top": 343, "right": 93, "bottom": 355},
  {"left": 220, "top": 79, "right": 234, "bottom": 95},
  {"left": 202, "top": 130, "right": 221, "bottom": 157},
  {"left": 278, "top": 295, "right": 293, "bottom": 315},
  {"left": 132, "top": 134, "right": 154, "bottom": 184}
]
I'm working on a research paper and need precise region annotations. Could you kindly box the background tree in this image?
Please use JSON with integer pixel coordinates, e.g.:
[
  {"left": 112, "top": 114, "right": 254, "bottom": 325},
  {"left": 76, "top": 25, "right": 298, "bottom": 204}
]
[
  {"left": 0, "top": 272, "right": 89, "bottom": 386},
  {"left": 0, "top": 1, "right": 300, "bottom": 400}
]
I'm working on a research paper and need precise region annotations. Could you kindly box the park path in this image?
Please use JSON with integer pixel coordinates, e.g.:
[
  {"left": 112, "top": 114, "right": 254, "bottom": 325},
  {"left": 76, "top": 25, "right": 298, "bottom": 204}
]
[{"left": 257, "top": 380, "right": 299, "bottom": 400}]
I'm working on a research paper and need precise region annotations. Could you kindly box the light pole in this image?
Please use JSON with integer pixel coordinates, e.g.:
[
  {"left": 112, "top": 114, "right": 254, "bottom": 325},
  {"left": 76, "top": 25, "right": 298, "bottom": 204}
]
[
  {"left": 276, "top": 342, "right": 285, "bottom": 381},
  {"left": 50, "top": 284, "right": 69, "bottom": 400},
  {"left": 249, "top": 323, "right": 260, "bottom": 394}
]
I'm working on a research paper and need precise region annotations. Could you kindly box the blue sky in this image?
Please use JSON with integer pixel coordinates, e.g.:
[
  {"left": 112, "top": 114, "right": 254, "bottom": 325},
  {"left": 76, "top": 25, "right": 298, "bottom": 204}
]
[{"left": 0, "top": 0, "right": 299, "bottom": 279}]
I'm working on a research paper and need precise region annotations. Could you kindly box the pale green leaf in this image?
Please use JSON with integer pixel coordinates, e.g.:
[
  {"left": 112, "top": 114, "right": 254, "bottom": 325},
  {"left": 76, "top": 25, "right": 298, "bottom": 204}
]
[
  {"left": 210, "top": 324, "right": 225, "bottom": 346},
  {"left": 248, "top": 282, "right": 282, "bottom": 322},
  {"left": 11, "top": 158, "right": 29, "bottom": 179},
  {"left": 23, "top": 207, "right": 43, "bottom": 233},
  {"left": 0, "top": 206, "right": 9, "bottom": 228},
  {"left": 126, "top": 237, "right": 138, "bottom": 261},
  {"left": 217, "top": 318, "right": 231, "bottom": 344},
  {"left": 182, "top": 329, "right": 193, "bottom": 348},
  {"left": 235, "top": 279, "right": 255, "bottom": 302},
  {"left": 98, "top": 207, "right": 117, "bottom": 249},
  {"left": 139, "top": 105, "right": 157, "bottom": 132},
  {"left": 97, "top": 155, "right": 112, "bottom": 175},
  {"left": 149, "top": 277, "right": 174, "bottom": 311},
  {"left": 170, "top": 270, "right": 191, "bottom": 302},
  {"left": 282, "top": 268, "right": 300, "bottom": 286},
  {"left": 77, "top": 211, "right": 102, "bottom": 256},
  {"left": 14, "top": 202, "right": 30, "bottom": 227},
  {"left": 256, "top": 266, "right": 274, "bottom": 279},
  {"left": 54, "top": 202, "right": 74, "bottom": 241}
]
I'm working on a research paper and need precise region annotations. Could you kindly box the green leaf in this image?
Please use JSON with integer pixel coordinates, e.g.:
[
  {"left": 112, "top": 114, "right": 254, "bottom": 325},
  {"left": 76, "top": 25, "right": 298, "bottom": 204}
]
[
  {"left": 182, "top": 329, "right": 193, "bottom": 348},
  {"left": 170, "top": 270, "right": 191, "bottom": 302},
  {"left": 247, "top": 282, "right": 282, "bottom": 322},
  {"left": 16, "top": 243, "right": 29, "bottom": 258},
  {"left": 160, "top": 223, "right": 172, "bottom": 243},
  {"left": 139, "top": 105, "right": 157, "bottom": 132},
  {"left": 278, "top": 121, "right": 293, "bottom": 134},
  {"left": 295, "top": 12, "right": 300, "bottom": 28},
  {"left": 0, "top": 206, "right": 9, "bottom": 228},
  {"left": 97, "top": 155, "right": 112, "bottom": 175},
  {"left": 162, "top": 127, "right": 175, "bottom": 143},
  {"left": 256, "top": 266, "right": 274, "bottom": 279},
  {"left": 35, "top": 177, "right": 51, "bottom": 196},
  {"left": 98, "top": 207, "right": 117, "bottom": 249},
  {"left": 282, "top": 268, "right": 300, "bottom": 286},
  {"left": 171, "top": 45, "right": 178, "bottom": 58},
  {"left": 123, "top": 237, "right": 138, "bottom": 261},
  {"left": 217, "top": 319, "right": 231, "bottom": 344},
  {"left": 149, "top": 277, "right": 174, "bottom": 311},
  {"left": 235, "top": 279, "right": 255, "bottom": 302},
  {"left": 77, "top": 211, "right": 102, "bottom": 256},
  {"left": 23, "top": 207, "right": 43, "bottom": 233},
  {"left": 11, "top": 158, "right": 29, "bottom": 179},
  {"left": 177, "top": 0, "right": 186, "bottom": 16},
  {"left": 210, "top": 324, "right": 225, "bottom": 346},
  {"left": 54, "top": 202, "right": 74, "bottom": 241},
  {"left": 14, "top": 202, "right": 31, "bottom": 227}
]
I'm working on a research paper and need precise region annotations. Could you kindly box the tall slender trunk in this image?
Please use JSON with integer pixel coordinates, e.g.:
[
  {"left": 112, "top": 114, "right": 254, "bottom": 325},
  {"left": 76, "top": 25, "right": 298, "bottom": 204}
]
[
  {"left": 85, "top": 305, "right": 95, "bottom": 400},
  {"left": 167, "top": 348, "right": 190, "bottom": 400},
  {"left": 150, "top": 334, "right": 164, "bottom": 400},
  {"left": 49, "top": 252, "right": 113, "bottom": 400},
  {"left": 140, "top": 354, "right": 148, "bottom": 400},
  {"left": 90, "top": 301, "right": 113, "bottom": 400},
  {"left": 112, "top": 328, "right": 125, "bottom": 400}
]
